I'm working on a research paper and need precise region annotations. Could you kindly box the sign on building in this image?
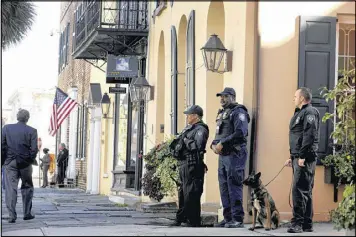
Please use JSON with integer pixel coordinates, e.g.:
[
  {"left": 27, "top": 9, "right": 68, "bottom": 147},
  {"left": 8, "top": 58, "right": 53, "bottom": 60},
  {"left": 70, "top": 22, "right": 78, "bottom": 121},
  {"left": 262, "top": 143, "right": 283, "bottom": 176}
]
[{"left": 106, "top": 55, "right": 138, "bottom": 84}]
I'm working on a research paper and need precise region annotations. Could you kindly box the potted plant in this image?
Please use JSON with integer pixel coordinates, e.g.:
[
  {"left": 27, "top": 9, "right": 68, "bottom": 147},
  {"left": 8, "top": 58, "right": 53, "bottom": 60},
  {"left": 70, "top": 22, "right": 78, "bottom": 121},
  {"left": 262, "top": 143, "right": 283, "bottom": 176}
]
[
  {"left": 321, "top": 68, "right": 355, "bottom": 235},
  {"left": 142, "top": 136, "right": 179, "bottom": 202}
]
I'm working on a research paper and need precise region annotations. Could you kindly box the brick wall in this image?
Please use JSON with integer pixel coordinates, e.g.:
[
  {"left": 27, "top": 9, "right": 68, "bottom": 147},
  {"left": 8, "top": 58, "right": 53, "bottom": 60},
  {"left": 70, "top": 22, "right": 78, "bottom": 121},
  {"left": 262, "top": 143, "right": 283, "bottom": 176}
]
[{"left": 57, "top": 2, "right": 91, "bottom": 190}]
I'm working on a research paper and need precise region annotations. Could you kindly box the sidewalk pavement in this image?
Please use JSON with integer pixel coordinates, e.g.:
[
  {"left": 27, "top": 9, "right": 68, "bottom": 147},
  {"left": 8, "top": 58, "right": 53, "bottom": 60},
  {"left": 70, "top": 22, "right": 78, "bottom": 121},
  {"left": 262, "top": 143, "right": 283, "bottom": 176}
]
[{"left": 1, "top": 188, "right": 347, "bottom": 236}]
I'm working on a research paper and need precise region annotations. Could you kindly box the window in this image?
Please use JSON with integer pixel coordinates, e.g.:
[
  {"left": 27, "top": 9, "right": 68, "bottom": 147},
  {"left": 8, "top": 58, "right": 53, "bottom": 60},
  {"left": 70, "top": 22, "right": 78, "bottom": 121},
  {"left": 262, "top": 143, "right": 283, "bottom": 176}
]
[
  {"left": 116, "top": 85, "right": 129, "bottom": 169},
  {"left": 186, "top": 10, "right": 195, "bottom": 108},
  {"left": 338, "top": 23, "right": 355, "bottom": 72},
  {"left": 76, "top": 106, "right": 88, "bottom": 159},
  {"left": 58, "top": 23, "right": 70, "bottom": 74}
]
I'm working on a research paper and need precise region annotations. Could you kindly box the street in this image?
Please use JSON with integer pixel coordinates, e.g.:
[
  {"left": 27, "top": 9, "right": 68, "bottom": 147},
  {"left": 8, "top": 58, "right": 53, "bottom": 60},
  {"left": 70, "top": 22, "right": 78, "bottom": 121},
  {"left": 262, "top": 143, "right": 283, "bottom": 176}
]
[{"left": 1, "top": 188, "right": 347, "bottom": 236}]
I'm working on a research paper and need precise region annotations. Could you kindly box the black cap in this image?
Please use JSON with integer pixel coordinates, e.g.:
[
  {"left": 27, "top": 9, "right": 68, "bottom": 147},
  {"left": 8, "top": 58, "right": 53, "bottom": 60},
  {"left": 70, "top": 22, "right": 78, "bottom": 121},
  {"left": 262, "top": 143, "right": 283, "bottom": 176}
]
[
  {"left": 183, "top": 105, "right": 203, "bottom": 117},
  {"left": 216, "top": 87, "right": 236, "bottom": 97}
]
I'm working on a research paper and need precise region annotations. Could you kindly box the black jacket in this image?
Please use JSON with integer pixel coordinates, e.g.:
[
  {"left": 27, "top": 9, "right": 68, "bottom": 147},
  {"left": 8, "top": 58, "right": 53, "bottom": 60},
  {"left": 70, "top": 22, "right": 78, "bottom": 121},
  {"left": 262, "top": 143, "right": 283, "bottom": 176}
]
[
  {"left": 182, "top": 121, "right": 209, "bottom": 154},
  {"left": 2, "top": 122, "right": 38, "bottom": 167},
  {"left": 57, "top": 148, "right": 69, "bottom": 166},
  {"left": 289, "top": 104, "right": 320, "bottom": 161}
]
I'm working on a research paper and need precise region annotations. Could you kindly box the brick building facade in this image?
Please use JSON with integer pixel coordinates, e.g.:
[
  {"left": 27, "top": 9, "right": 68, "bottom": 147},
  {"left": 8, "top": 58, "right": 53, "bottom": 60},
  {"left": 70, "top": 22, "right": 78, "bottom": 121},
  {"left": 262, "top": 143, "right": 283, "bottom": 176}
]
[{"left": 57, "top": 2, "right": 91, "bottom": 190}]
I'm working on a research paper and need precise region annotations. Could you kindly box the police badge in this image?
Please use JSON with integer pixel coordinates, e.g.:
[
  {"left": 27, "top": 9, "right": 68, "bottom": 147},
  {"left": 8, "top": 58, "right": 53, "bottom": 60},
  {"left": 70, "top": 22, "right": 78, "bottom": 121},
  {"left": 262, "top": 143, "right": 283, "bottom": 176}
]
[
  {"left": 223, "top": 112, "right": 229, "bottom": 119},
  {"left": 295, "top": 117, "right": 300, "bottom": 125}
]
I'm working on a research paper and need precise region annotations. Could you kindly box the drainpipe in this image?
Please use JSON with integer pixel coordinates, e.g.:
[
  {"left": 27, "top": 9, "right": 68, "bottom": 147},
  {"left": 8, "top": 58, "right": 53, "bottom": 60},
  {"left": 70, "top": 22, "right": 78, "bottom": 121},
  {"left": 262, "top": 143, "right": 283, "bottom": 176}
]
[{"left": 249, "top": 2, "right": 260, "bottom": 176}]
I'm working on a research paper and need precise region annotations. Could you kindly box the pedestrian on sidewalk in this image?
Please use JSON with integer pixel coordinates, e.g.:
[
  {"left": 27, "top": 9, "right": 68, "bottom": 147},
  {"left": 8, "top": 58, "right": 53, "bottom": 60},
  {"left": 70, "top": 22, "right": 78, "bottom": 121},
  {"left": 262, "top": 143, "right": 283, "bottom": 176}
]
[
  {"left": 170, "top": 105, "right": 209, "bottom": 227},
  {"left": 285, "top": 87, "right": 320, "bottom": 233},
  {"left": 1, "top": 109, "right": 38, "bottom": 223},
  {"left": 56, "top": 143, "right": 68, "bottom": 185},
  {"left": 40, "top": 148, "right": 50, "bottom": 188}
]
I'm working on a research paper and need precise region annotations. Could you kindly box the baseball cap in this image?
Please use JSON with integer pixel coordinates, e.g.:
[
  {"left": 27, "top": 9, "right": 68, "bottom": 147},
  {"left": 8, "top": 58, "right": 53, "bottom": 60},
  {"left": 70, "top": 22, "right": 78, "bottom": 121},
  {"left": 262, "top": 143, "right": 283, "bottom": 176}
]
[
  {"left": 183, "top": 105, "right": 203, "bottom": 117},
  {"left": 216, "top": 87, "right": 236, "bottom": 97}
]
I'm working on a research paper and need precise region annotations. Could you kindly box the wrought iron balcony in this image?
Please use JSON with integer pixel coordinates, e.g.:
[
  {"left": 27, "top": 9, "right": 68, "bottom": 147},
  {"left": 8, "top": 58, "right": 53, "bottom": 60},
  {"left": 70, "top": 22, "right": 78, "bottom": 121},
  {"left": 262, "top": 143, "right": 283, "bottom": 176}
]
[{"left": 72, "top": 1, "right": 149, "bottom": 60}]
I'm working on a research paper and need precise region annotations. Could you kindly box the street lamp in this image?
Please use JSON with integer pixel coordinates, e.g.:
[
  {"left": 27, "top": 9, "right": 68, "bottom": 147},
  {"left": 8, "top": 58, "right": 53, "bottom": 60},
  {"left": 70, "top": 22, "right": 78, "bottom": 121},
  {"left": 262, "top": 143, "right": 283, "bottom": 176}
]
[
  {"left": 129, "top": 76, "right": 151, "bottom": 103},
  {"left": 128, "top": 76, "right": 151, "bottom": 191},
  {"left": 101, "top": 93, "right": 111, "bottom": 119},
  {"left": 201, "top": 34, "right": 232, "bottom": 73}
]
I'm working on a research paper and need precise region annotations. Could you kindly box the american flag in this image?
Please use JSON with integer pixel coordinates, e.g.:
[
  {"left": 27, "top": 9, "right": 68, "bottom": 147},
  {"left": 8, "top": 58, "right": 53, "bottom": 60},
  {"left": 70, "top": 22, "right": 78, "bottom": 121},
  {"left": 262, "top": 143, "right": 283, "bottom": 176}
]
[{"left": 49, "top": 87, "right": 78, "bottom": 136}]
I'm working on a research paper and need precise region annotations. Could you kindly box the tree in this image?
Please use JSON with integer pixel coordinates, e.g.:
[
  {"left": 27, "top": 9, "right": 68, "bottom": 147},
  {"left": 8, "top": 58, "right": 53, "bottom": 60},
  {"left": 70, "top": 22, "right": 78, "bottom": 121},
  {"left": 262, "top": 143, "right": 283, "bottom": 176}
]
[
  {"left": 1, "top": 1, "right": 36, "bottom": 50},
  {"left": 321, "top": 68, "right": 355, "bottom": 231}
]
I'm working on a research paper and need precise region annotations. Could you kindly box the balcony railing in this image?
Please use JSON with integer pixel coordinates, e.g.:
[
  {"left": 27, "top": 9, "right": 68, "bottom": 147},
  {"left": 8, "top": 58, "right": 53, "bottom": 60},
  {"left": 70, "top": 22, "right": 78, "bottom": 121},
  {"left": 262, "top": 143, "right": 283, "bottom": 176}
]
[{"left": 74, "top": 1, "right": 148, "bottom": 53}]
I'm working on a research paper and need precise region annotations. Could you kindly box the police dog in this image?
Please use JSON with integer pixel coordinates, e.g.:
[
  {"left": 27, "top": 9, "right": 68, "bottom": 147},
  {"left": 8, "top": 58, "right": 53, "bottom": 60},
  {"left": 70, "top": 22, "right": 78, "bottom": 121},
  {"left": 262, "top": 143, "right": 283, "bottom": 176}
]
[{"left": 243, "top": 171, "right": 280, "bottom": 231}]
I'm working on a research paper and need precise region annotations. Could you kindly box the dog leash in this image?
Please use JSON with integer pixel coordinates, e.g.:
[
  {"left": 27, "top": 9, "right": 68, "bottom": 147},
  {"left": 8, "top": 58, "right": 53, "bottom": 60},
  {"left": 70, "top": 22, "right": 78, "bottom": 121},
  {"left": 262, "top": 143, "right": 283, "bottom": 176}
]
[
  {"left": 263, "top": 164, "right": 293, "bottom": 208},
  {"left": 264, "top": 165, "right": 285, "bottom": 187}
]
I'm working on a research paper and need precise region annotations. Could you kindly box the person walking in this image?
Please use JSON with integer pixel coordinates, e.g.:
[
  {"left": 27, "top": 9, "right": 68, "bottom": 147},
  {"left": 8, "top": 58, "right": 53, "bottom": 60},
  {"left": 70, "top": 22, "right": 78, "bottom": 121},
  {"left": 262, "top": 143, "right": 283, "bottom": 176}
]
[{"left": 1, "top": 109, "right": 38, "bottom": 223}]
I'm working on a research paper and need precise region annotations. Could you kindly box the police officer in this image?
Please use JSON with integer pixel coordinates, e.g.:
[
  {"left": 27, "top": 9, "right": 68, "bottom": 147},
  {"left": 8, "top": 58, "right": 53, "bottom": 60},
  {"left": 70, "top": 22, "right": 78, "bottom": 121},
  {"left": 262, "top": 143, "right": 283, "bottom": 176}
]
[
  {"left": 211, "top": 87, "right": 250, "bottom": 228},
  {"left": 1, "top": 109, "right": 38, "bottom": 223},
  {"left": 170, "top": 105, "right": 209, "bottom": 227},
  {"left": 57, "top": 143, "right": 69, "bottom": 185},
  {"left": 285, "top": 87, "right": 320, "bottom": 233}
]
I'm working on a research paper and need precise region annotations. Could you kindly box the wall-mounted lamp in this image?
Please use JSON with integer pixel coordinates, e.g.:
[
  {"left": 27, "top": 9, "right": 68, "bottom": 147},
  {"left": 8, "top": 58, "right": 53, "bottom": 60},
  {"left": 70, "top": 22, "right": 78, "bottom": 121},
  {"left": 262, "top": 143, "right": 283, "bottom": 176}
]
[
  {"left": 201, "top": 34, "right": 232, "bottom": 73},
  {"left": 100, "top": 92, "right": 112, "bottom": 119}
]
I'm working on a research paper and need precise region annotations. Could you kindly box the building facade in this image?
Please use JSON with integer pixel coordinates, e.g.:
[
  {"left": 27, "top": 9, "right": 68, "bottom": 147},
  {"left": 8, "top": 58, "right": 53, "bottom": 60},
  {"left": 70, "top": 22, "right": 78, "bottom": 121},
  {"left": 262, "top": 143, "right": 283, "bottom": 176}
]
[
  {"left": 57, "top": 2, "right": 91, "bottom": 189},
  {"left": 145, "top": 1, "right": 355, "bottom": 222}
]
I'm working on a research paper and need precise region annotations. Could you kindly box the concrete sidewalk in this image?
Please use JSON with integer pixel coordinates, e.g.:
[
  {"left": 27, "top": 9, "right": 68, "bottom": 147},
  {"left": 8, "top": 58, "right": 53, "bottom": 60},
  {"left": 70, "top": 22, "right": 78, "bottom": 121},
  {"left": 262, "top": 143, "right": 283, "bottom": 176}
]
[{"left": 1, "top": 188, "right": 347, "bottom": 236}]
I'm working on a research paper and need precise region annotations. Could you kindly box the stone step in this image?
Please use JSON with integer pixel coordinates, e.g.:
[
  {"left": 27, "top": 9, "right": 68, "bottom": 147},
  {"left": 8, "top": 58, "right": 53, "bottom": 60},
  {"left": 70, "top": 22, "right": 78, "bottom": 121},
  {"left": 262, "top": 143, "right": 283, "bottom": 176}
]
[{"left": 108, "top": 195, "right": 141, "bottom": 208}]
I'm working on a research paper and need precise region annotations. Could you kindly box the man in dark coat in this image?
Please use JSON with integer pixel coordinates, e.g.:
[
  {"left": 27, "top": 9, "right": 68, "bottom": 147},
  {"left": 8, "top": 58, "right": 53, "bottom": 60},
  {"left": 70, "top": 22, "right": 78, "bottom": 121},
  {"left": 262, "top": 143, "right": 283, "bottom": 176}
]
[
  {"left": 170, "top": 105, "right": 209, "bottom": 227},
  {"left": 285, "top": 87, "right": 320, "bottom": 233},
  {"left": 56, "top": 143, "right": 69, "bottom": 185},
  {"left": 2, "top": 109, "right": 38, "bottom": 223}
]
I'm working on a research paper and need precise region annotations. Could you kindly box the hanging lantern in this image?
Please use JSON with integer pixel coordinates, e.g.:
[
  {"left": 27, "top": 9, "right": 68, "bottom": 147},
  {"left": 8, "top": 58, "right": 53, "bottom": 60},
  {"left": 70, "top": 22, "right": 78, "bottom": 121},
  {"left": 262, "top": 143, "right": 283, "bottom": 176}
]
[{"left": 201, "top": 34, "right": 227, "bottom": 73}]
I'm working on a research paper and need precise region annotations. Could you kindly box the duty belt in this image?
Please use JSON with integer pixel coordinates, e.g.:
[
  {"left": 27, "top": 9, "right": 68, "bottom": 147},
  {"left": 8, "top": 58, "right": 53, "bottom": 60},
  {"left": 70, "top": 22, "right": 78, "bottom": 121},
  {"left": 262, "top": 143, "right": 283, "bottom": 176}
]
[{"left": 178, "top": 153, "right": 200, "bottom": 166}]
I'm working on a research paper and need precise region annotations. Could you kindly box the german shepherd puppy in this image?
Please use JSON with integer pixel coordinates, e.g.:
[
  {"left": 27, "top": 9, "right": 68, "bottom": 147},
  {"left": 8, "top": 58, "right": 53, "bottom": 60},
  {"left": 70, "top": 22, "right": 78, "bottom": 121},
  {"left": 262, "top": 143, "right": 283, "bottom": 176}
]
[{"left": 243, "top": 171, "right": 280, "bottom": 231}]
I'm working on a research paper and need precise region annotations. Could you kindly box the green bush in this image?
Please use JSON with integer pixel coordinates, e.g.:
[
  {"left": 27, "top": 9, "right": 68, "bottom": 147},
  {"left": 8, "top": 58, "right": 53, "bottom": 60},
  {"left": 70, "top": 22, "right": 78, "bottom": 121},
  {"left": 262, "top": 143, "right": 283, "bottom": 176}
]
[
  {"left": 321, "top": 68, "right": 355, "bottom": 230},
  {"left": 141, "top": 136, "right": 179, "bottom": 202}
]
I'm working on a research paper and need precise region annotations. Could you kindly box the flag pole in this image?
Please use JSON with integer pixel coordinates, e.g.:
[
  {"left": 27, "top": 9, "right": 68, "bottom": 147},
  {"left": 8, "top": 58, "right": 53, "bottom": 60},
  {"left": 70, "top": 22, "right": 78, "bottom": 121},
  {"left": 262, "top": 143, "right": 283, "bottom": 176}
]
[{"left": 55, "top": 131, "right": 58, "bottom": 186}]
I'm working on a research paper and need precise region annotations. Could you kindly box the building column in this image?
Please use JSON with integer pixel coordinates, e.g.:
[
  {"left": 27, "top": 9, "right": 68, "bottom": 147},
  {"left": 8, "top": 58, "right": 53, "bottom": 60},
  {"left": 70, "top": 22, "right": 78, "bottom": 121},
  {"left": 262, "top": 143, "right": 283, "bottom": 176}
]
[
  {"left": 91, "top": 107, "right": 102, "bottom": 194},
  {"left": 67, "top": 87, "right": 78, "bottom": 180},
  {"left": 86, "top": 111, "right": 96, "bottom": 193}
]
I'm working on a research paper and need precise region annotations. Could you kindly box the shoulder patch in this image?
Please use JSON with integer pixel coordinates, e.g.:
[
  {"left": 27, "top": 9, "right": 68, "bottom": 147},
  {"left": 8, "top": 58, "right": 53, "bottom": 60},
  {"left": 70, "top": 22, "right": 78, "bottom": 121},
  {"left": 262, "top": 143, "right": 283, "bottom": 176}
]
[
  {"left": 197, "top": 130, "right": 203, "bottom": 137},
  {"left": 238, "top": 113, "right": 246, "bottom": 122},
  {"left": 307, "top": 114, "right": 315, "bottom": 123}
]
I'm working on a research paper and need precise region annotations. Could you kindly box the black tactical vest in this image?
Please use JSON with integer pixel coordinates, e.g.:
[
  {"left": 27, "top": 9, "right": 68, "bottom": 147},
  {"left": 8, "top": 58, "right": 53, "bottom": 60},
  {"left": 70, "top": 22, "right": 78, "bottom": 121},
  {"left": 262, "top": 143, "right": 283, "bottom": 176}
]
[{"left": 214, "top": 107, "right": 235, "bottom": 141}]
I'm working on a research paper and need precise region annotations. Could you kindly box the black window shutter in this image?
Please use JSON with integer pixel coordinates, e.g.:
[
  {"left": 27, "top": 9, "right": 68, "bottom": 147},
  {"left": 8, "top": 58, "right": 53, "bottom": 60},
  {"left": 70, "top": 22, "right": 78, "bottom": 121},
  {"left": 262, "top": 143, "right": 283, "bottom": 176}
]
[
  {"left": 171, "top": 26, "right": 178, "bottom": 135},
  {"left": 58, "top": 33, "right": 62, "bottom": 74},
  {"left": 298, "top": 16, "right": 336, "bottom": 164}
]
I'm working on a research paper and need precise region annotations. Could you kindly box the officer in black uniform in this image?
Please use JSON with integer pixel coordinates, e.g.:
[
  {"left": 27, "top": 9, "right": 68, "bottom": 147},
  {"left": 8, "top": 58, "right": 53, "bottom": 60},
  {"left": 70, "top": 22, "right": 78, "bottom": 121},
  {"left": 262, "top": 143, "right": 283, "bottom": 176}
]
[
  {"left": 211, "top": 87, "right": 250, "bottom": 228},
  {"left": 170, "top": 105, "right": 209, "bottom": 227},
  {"left": 285, "top": 87, "right": 320, "bottom": 233}
]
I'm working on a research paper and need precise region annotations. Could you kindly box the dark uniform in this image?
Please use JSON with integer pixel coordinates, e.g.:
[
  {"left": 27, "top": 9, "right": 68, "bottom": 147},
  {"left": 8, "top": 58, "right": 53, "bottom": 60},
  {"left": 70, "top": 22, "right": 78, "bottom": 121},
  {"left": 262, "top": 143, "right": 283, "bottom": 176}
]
[
  {"left": 212, "top": 88, "right": 250, "bottom": 227},
  {"left": 289, "top": 103, "right": 320, "bottom": 231},
  {"left": 1, "top": 121, "right": 38, "bottom": 222},
  {"left": 170, "top": 105, "right": 209, "bottom": 227},
  {"left": 57, "top": 148, "right": 69, "bottom": 184}
]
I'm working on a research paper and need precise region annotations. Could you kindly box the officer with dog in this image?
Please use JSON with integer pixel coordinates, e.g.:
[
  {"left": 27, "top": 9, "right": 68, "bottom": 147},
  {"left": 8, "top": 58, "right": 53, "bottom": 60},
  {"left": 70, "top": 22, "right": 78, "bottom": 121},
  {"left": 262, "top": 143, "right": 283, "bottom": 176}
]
[
  {"left": 285, "top": 87, "right": 320, "bottom": 233},
  {"left": 170, "top": 105, "right": 209, "bottom": 227},
  {"left": 211, "top": 87, "right": 250, "bottom": 228}
]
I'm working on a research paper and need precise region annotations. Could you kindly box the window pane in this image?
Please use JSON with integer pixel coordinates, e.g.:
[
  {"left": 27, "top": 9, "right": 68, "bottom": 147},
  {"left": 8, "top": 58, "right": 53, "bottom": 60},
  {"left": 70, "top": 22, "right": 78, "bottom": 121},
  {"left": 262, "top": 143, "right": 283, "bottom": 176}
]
[
  {"left": 117, "top": 84, "right": 128, "bottom": 169},
  {"left": 130, "top": 105, "right": 138, "bottom": 168}
]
